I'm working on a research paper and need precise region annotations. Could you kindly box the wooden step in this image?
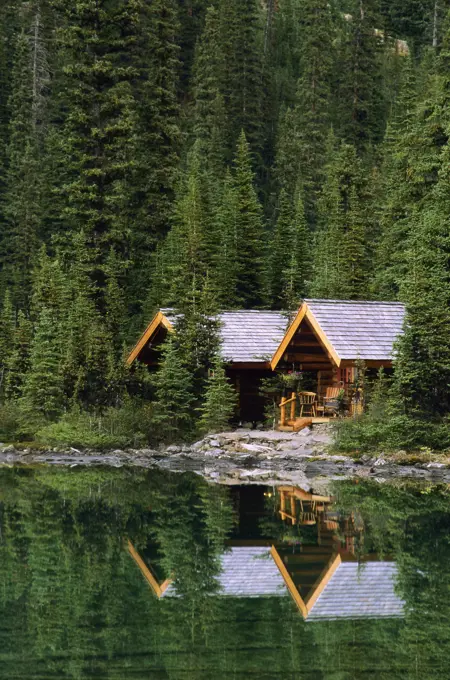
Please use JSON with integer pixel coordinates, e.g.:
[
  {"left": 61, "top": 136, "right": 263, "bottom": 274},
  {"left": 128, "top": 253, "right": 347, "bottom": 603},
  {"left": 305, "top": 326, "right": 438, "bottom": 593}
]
[{"left": 293, "top": 417, "right": 313, "bottom": 432}]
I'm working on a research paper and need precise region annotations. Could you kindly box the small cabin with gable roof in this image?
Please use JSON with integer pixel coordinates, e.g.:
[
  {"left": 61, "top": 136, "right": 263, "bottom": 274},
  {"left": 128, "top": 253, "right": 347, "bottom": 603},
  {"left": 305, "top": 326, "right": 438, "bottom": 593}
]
[{"left": 127, "top": 299, "right": 405, "bottom": 426}]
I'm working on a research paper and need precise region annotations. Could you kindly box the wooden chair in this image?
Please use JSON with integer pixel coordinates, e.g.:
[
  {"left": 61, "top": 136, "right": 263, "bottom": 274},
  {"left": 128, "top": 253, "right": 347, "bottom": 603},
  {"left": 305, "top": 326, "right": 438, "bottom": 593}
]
[
  {"left": 299, "top": 512, "right": 316, "bottom": 526},
  {"left": 317, "top": 386, "right": 341, "bottom": 417},
  {"left": 297, "top": 391, "right": 317, "bottom": 417}
]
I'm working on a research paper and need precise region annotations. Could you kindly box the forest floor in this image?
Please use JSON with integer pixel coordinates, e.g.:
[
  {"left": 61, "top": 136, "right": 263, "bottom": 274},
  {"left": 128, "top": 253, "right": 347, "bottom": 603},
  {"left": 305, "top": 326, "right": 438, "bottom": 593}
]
[{"left": 1, "top": 425, "right": 449, "bottom": 488}]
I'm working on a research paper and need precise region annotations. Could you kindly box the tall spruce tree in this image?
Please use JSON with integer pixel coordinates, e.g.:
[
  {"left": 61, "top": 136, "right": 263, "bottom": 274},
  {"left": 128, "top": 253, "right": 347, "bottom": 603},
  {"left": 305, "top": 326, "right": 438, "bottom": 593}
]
[
  {"left": 191, "top": 5, "right": 227, "bottom": 175},
  {"left": 218, "top": 0, "right": 265, "bottom": 162},
  {"left": 50, "top": 0, "right": 140, "bottom": 311},
  {"left": 269, "top": 189, "right": 294, "bottom": 306},
  {"left": 282, "top": 190, "right": 311, "bottom": 309},
  {"left": 394, "top": 205, "right": 450, "bottom": 418},
  {"left": 232, "top": 131, "right": 266, "bottom": 307},
  {"left": 311, "top": 142, "right": 370, "bottom": 299},
  {"left": 372, "top": 56, "right": 418, "bottom": 299},
  {"left": 393, "top": 35, "right": 450, "bottom": 418},
  {"left": 0, "top": 2, "right": 50, "bottom": 309},
  {"left": 163, "top": 143, "right": 210, "bottom": 307},
  {"left": 211, "top": 170, "right": 239, "bottom": 308},
  {"left": 374, "top": 53, "right": 445, "bottom": 299},
  {"left": 335, "top": 1, "right": 385, "bottom": 154},
  {"left": 131, "top": 0, "right": 182, "bottom": 310},
  {"left": 0, "top": 0, "right": 20, "bottom": 222},
  {"left": 269, "top": 186, "right": 311, "bottom": 308},
  {"left": 273, "top": 0, "right": 334, "bottom": 224}
]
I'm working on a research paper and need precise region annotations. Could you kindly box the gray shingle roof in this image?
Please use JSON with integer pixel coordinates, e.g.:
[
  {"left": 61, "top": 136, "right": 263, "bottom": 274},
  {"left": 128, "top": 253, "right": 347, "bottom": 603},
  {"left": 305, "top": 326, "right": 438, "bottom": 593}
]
[
  {"left": 162, "top": 547, "right": 288, "bottom": 598},
  {"left": 162, "top": 309, "right": 288, "bottom": 363},
  {"left": 305, "top": 299, "right": 405, "bottom": 361},
  {"left": 306, "top": 562, "right": 405, "bottom": 621}
]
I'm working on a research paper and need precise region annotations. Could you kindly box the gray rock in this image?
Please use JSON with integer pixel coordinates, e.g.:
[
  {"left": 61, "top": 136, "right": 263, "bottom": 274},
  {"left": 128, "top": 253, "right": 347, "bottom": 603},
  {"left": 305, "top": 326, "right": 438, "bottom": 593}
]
[
  {"left": 426, "top": 462, "right": 446, "bottom": 469},
  {"left": 310, "top": 433, "right": 332, "bottom": 444},
  {"left": 277, "top": 440, "right": 306, "bottom": 451},
  {"left": 166, "top": 445, "right": 181, "bottom": 453},
  {"left": 191, "top": 440, "right": 204, "bottom": 451},
  {"left": 284, "top": 448, "right": 314, "bottom": 458},
  {"left": 237, "top": 443, "right": 273, "bottom": 454}
]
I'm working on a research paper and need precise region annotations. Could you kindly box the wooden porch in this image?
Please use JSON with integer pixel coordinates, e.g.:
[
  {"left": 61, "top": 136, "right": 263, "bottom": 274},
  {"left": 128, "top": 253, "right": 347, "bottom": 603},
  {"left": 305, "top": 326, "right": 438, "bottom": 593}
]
[
  {"left": 277, "top": 381, "right": 364, "bottom": 431},
  {"left": 278, "top": 416, "right": 331, "bottom": 432},
  {"left": 277, "top": 387, "right": 344, "bottom": 431}
]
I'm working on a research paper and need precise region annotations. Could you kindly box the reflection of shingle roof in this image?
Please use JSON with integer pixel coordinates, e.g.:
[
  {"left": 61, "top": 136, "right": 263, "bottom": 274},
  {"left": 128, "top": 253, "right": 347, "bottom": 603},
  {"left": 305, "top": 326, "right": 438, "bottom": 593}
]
[
  {"left": 306, "top": 562, "right": 405, "bottom": 621},
  {"left": 162, "top": 547, "right": 288, "bottom": 598},
  {"left": 305, "top": 299, "right": 405, "bottom": 361},
  {"left": 162, "top": 309, "right": 288, "bottom": 363}
]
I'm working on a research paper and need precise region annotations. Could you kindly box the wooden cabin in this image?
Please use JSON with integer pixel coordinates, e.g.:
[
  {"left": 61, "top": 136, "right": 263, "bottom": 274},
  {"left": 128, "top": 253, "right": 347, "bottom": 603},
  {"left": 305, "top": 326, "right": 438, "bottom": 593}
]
[
  {"left": 127, "top": 308, "right": 289, "bottom": 422},
  {"left": 127, "top": 300, "right": 405, "bottom": 427}
]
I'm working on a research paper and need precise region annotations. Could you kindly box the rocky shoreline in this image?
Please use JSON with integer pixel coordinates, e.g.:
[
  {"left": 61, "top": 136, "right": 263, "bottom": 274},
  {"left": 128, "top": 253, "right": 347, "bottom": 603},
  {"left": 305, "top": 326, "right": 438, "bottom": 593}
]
[{"left": 1, "top": 424, "right": 449, "bottom": 488}]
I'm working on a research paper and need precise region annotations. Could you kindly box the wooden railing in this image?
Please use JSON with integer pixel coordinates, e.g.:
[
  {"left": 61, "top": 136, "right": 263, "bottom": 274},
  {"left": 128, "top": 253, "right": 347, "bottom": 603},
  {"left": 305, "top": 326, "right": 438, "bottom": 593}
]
[{"left": 279, "top": 391, "right": 297, "bottom": 427}]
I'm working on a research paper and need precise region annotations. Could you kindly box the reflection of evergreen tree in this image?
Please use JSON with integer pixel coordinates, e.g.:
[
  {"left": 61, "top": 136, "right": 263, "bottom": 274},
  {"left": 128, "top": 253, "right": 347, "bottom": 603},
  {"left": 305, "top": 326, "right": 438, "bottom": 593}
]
[{"left": 0, "top": 470, "right": 448, "bottom": 678}]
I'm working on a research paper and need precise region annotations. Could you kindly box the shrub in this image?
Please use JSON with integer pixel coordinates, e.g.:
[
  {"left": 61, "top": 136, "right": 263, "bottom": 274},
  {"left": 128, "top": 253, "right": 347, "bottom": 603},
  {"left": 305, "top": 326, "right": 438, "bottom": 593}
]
[
  {"left": 36, "top": 400, "right": 154, "bottom": 450},
  {"left": 334, "top": 411, "right": 450, "bottom": 453},
  {"left": 333, "top": 368, "right": 450, "bottom": 452},
  {"left": 0, "top": 401, "right": 40, "bottom": 442}
]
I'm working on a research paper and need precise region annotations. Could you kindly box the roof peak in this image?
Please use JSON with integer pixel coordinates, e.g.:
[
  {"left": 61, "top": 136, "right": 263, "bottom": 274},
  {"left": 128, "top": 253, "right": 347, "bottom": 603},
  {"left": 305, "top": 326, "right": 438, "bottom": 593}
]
[{"left": 304, "top": 299, "right": 405, "bottom": 306}]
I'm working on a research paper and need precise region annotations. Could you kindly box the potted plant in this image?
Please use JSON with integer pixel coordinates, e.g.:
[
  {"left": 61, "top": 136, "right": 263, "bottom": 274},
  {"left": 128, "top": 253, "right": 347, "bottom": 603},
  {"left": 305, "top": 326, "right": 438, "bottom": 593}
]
[{"left": 281, "top": 370, "right": 303, "bottom": 392}]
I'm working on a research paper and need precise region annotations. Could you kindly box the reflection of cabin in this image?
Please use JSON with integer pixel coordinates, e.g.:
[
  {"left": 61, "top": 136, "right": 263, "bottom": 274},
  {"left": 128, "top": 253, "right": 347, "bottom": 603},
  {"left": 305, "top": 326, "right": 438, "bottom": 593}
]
[
  {"left": 128, "top": 542, "right": 404, "bottom": 621},
  {"left": 127, "top": 300, "right": 405, "bottom": 424},
  {"left": 127, "top": 483, "right": 405, "bottom": 621}
]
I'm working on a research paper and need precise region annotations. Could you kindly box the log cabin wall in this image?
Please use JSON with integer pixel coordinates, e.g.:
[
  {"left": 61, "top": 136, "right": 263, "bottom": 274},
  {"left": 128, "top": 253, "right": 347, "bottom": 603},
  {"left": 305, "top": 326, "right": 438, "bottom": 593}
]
[
  {"left": 278, "top": 317, "right": 336, "bottom": 398},
  {"left": 227, "top": 368, "right": 274, "bottom": 424},
  {"left": 133, "top": 325, "right": 169, "bottom": 367}
]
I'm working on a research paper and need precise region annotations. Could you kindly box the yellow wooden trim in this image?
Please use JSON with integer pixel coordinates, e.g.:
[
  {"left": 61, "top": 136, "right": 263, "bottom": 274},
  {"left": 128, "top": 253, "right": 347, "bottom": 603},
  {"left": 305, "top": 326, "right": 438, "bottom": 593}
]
[
  {"left": 304, "top": 553, "right": 342, "bottom": 613},
  {"left": 270, "top": 545, "right": 308, "bottom": 618},
  {"left": 126, "top": 311, "right": 174, "bottom": 366},
  {"left": 277, "top": 486, "right": 331, "bottom": 504},
  {"left": 271, "top": 303, "right": 341, "bottom": 370},
  {"left": 127, "top": 540, "right": 172, "bottom": 598},
  {"left": 159, "top": 578, "right": 172, "bottom": 595},
  {"left": 304, "top": 308, "right": 341, "bottom": 367},
  {"left": 270, "top": 305, "right": 307, "bottom": 370}
]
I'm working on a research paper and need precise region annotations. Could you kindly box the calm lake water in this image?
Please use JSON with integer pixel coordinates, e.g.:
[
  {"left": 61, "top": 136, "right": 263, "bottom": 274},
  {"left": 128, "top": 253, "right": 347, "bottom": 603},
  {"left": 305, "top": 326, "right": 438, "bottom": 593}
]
[{"left": 0, "top": 467, "right": 448, "bottom": 679}]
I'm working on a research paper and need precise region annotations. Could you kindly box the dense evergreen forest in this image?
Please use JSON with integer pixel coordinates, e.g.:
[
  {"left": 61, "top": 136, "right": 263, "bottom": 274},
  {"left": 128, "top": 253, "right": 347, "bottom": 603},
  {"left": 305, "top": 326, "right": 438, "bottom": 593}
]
[{"left": 0, "top": 0, "right": 450, "bottom": 447}]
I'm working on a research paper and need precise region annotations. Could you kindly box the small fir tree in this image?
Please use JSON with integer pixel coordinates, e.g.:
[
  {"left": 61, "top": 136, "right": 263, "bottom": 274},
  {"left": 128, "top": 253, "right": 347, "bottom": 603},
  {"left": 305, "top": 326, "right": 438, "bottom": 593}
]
[
  {"left": 21, "top": 306, "right": 65, "bottom": 420},
  {"left": 4, "top": 310, "right": 33, "bottom": 401},
  {"left": 198, "top": 355, "right": 237, "bottom": 434},
  {"left": 152, "top": 336, "right": 196, "bottom": 442}
]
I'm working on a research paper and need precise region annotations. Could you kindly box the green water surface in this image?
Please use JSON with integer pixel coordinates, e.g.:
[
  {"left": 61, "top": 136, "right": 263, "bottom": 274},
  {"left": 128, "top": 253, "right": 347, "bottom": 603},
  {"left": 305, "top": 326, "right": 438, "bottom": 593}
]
[{"left": 0, "top": 467, "right": 448, "bottom": 679}]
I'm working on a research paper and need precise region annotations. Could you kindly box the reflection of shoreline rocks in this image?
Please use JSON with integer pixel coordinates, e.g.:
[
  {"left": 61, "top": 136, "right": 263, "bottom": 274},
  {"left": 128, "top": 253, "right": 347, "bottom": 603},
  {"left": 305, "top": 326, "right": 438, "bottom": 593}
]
[{"left": 1, "top": 424, "right": 449, "bottom": 486}]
